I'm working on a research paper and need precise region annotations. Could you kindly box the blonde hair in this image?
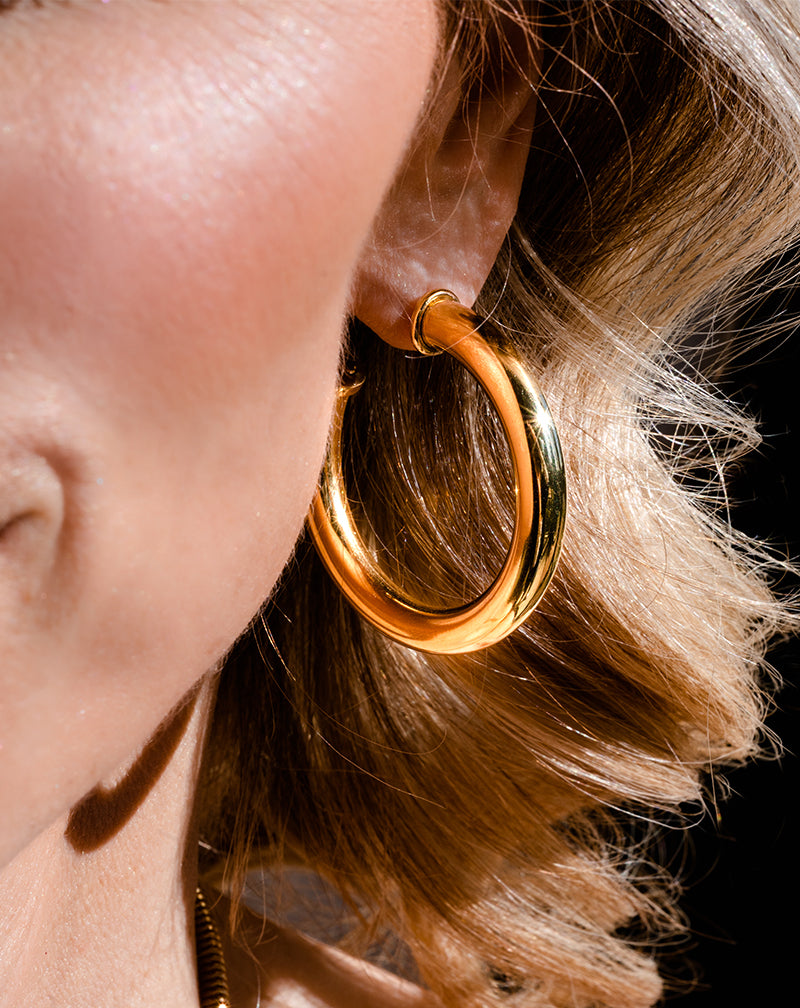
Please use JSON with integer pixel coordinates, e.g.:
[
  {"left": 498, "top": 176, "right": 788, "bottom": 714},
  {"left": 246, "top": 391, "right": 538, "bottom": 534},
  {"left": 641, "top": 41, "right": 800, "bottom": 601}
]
[{"left": 200, "top": 3, "right": 800, "bottom": 1005}]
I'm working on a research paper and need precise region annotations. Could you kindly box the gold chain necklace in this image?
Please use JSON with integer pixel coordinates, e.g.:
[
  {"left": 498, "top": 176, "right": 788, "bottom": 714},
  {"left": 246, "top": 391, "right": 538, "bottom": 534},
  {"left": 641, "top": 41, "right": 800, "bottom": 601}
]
[{"left": 194, "top": 887, "right": 232, "bottom": 1008}]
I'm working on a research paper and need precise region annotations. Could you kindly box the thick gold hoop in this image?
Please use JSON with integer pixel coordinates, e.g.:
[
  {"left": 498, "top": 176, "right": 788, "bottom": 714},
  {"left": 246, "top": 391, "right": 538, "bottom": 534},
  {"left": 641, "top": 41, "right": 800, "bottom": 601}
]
[{"left": 307, "top": 290, "right": 566, "bottom": 654}]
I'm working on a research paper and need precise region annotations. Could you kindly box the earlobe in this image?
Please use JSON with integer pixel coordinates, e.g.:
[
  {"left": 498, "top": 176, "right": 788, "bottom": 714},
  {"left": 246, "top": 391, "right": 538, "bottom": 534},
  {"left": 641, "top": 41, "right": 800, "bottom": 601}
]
[{"left": 352, "top": 48, "right": 538, "bottom": 347}]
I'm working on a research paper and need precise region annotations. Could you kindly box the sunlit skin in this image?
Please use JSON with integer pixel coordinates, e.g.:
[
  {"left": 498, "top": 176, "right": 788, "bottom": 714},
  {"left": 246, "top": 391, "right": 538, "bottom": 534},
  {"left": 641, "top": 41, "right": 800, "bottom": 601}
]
[
  {"left": 0, "top": 0, "right": 438, "bottom": 869},
  {"left": 0, "top": 1, "right": 533, "bottom": 1004}
]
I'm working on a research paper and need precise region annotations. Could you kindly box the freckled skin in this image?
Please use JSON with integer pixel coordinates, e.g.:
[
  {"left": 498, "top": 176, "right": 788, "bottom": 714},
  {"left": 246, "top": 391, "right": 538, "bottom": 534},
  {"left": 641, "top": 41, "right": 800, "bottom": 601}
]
[{"left": 0, "top": 0, "right": 438, "bottom": 870}]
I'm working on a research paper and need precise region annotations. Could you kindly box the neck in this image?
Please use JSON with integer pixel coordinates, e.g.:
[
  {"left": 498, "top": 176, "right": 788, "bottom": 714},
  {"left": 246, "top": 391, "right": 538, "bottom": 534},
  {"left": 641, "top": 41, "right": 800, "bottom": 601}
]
[{"left": 0, "top": 682, "right": 212, "bottom": 1008}]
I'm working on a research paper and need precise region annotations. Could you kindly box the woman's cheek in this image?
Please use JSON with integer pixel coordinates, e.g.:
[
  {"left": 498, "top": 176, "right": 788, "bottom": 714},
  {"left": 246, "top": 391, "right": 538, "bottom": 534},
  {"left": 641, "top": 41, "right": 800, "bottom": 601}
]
[
  {"left": 0, "top": 0, "right": 440, "bottom": 686},
  {"left": 0, "top": 0, "right": 439, "bottom": 865}
]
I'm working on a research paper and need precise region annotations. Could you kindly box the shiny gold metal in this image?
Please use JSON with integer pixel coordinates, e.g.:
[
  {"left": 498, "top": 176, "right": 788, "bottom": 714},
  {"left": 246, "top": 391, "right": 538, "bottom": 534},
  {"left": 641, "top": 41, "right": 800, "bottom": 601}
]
[
  {"left": 308, "top": 290, "right": 566, "bottom": 654},
  {"left": 194, "top": 887, "right": 231, "bottom": 1008}
]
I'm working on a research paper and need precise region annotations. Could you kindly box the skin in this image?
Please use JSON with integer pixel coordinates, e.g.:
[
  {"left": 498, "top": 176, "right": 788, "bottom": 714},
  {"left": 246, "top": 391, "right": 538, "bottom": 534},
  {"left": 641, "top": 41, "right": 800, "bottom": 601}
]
[
  {"left": 0, "top": 1, "right": 534, "bottom": 1004},
  {"left": 0, "top": 0, "right": 440, "bottom": 871}
]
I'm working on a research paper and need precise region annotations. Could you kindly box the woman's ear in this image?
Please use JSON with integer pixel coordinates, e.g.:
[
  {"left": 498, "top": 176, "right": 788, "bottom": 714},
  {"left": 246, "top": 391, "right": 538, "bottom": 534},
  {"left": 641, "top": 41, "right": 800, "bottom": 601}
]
[{"left": 351, "top": 41, "right": 538, "bottom": 347}]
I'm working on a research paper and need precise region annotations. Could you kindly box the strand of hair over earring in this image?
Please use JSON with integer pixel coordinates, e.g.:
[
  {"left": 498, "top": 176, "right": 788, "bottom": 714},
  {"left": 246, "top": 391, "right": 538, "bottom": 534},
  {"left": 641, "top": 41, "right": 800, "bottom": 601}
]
[{"left": 307, "top": 290, "right": 566, "bottom": 654}]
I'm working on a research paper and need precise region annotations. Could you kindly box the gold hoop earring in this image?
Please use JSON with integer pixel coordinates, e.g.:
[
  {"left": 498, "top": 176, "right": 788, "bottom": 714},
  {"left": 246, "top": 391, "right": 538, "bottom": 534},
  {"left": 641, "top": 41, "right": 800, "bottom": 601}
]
[{"left": 307, "top": 290, "right": 566, "bottom": 654}]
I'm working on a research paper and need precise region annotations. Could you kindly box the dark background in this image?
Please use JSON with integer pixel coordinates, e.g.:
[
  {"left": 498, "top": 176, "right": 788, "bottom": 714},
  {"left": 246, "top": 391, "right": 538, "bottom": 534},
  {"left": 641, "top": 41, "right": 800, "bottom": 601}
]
[{"left": 667, "top": 305, "right": 800, "bottom": 1005}]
